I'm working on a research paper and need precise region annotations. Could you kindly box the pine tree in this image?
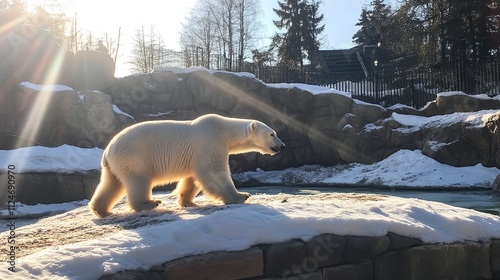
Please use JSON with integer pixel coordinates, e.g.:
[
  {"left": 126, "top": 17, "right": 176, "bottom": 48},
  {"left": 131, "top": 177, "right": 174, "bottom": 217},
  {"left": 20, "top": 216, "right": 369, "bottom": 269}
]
[
  {"left": 272, "top": 0, "right": 324, "bottom": 70},
  {"left": 272, "top": 0, "right": 305, "bottom": 69},
  {"left": 302, "top": 0, "right": 324, "bottom": 70},
  {"left": 352, "top": 8, "right": 372, "bottom": 46}
]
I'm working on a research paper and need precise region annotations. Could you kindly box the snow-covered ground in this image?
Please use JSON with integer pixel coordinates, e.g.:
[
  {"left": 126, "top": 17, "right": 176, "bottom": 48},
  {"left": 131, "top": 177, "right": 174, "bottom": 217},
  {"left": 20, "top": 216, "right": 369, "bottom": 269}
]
[
  {"left": 0, "top": 144, "right": 102, "bottom": 173},
  {"left": 1, "top": 193, "right": 500, "bottom": 280}
]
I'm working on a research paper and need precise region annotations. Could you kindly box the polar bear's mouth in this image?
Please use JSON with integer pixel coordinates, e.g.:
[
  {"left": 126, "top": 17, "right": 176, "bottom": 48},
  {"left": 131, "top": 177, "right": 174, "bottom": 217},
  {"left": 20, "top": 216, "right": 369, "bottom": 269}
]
[{"left": 271, "top": 146, "right": 280, "bottom": 153}]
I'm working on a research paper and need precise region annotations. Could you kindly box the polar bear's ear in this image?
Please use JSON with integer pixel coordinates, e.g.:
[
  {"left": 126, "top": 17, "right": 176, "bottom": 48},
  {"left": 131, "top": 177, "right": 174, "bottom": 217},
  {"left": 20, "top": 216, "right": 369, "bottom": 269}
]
[
  {"left": 250, "top": 122, "right": 258, "bottom": 131},
  {"left": 247, "top": 122, "right": 258, "bottom": 135}
]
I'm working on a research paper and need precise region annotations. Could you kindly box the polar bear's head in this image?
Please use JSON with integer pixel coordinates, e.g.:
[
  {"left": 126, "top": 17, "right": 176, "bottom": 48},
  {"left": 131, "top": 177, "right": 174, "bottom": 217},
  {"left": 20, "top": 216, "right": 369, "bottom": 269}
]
[{"left": 245, "top": 121, "right": 285, "bottom": 155}]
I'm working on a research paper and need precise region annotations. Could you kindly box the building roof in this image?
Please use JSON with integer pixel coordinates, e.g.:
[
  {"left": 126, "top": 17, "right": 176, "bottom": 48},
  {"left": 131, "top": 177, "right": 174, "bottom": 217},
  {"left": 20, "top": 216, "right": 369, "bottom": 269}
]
[{"left": 318, "top": 48, "right": 373, "bottom": 79}]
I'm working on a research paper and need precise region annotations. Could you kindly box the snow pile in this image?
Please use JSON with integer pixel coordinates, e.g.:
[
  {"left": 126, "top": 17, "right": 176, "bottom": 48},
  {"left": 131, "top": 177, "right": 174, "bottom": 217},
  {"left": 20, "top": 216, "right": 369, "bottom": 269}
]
[
  {"left": 154, "top": 66, "right": 351, "bottom": 96},
  {"left": 267, "top": 82, "right": 351, "bottom": 97},
  {"left": 392, "top": 109, "right": 499, "bottom": 131},
  {"left": 153, "top": 66, "right": 256, "bottom": 78},
  {"left": 235, "top": 150, "right": 499, "bottom": 188},
  {"left": 0, "top": 145, "right": 102, "bottom": 173},
  {"left": 2, "top": 193, "right": 499, "bottom": 279},
  {"left": 19, "top": 81, "right": 74, "bottom": 92}
]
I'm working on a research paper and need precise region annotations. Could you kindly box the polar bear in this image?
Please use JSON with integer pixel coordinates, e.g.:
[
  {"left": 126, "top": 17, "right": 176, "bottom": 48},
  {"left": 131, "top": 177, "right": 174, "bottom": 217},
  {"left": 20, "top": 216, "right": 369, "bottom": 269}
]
[{"left": 89, "top": 114, "right": 285, "bottom": 218}]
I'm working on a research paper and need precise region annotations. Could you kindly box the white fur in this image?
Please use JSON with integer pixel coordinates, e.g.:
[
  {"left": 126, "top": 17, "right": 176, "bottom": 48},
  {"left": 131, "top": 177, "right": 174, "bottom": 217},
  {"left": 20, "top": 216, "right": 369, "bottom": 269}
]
[{"left": 88, "top": 114, "right": 285, "bottom": 217}]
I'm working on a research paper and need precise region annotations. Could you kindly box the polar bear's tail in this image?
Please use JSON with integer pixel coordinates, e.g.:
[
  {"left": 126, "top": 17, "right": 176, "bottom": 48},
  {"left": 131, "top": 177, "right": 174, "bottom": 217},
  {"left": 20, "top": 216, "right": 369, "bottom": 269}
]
[{"left": 88, "top": 158, "right": 126, "bottom": 218}]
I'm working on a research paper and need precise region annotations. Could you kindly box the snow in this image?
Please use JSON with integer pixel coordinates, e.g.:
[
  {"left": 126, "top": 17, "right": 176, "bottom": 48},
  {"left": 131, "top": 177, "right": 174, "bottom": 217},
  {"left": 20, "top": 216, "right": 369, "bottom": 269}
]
[
  {"left": 437, "top": 91, "right": 468, "bottom": 97},
  {"left": 391, "top": 109, "right": 499, "bottom": 132},
  {"left": 235, "top": 149, "right": 499, "bottom": 188},
  {"left": 153, "top": 66, "right": 256, "bottom": 78},
  {"left": 19, "top": 81, "right": 73, "bottom": 92},
  {"left": 2, "top": 193, "right": 499, "bottom": 279},
  {"left": 112, "top": 105, "right": 134, "bottom": 119},
  {"left": 0, "top": 145, "right": 102, "bottom": 173},
  {"left": 267, "top": 82, "right": 351, "bottom": 97}
]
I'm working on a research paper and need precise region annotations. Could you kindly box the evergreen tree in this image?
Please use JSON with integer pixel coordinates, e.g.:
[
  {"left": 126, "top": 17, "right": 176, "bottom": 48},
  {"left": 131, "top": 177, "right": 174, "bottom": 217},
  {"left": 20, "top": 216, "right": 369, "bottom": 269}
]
[
  {"left": 272, "top": 0, "right": 324, "bottom": 70},
  {"left": 272, "top": 0, "right": 305, "bottom": 69},
  {"left": 388, "top": 0, "right": 500, "bottom": 66},
  {"left": 302, "top": 0, "right": 324, "bottom": 70},
  {"left": 352, "top": 8, "right": 371, "bottom": 46}
]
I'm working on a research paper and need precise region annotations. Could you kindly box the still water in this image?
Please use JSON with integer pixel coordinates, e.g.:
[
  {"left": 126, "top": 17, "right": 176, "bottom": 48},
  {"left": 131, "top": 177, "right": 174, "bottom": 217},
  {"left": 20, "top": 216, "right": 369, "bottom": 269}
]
[{"left": 242, "top": 186, "right": 500, "bottom": 216}]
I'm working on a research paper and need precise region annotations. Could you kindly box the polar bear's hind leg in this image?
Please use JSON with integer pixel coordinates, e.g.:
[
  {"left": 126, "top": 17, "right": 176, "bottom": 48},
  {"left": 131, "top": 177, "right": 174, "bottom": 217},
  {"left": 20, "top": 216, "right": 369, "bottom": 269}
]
[{"left": 89, "top": 165, "right": 126, "bottom": 218}]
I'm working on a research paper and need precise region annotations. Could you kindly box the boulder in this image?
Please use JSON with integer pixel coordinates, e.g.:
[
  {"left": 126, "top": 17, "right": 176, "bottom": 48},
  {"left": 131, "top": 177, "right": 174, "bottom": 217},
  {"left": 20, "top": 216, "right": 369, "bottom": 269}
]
[
  {"left": 492, "top": 174, "right": 500, "bottom": 192},
  {"left": 323, "top": 262, "right": 373, "bottom": 280},
  {"left": 436, "top": 92, "right": 500, "bottom": 114},
  {"left": 486, "top": 113, "right": 500, "bottom": 168},
  {"left": 72, "top": 50, "right": 115, "bottom": 91},
  {"left": 163, "top": 248, "right": 263, "bottom": 280},
  {"left": 2, "top": 83, "right": 134, "bottom": 149},
  {"left": 261, "top": 239, "right": 308, "bottom": 277},
  {"left": 374, "top": 242, "right": 491, "bottom": 280},
  {"left": 0, "top": 24, "right": 71, "bottom": 87},
  {"left": 343, "top": 235, "right": 390, "bottom": 264}
]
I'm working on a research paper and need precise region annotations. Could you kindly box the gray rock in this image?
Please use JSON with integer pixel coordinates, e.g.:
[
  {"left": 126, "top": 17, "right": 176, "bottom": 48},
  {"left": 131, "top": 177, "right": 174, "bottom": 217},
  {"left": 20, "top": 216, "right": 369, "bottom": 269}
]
[
  {"left": 261, "top": 240, "right": 308, "bottom": 278},
  {"left": 374, "top": 241, "right": 491, "bottom": 280},
  {"left": 493, "top": 175, "right": 500, "bottom": 192},
  {"left": 323, "top": 261, "right": 373, "bottom": 280},
  {"left": 344, "top": 235, "right": 390, "bottom": 264},
  {"left": 72, "top": 50, "right": 115, "bottom": 91},
  {"left": 163, "top": 247, "right": 263, "bottom": 280}
]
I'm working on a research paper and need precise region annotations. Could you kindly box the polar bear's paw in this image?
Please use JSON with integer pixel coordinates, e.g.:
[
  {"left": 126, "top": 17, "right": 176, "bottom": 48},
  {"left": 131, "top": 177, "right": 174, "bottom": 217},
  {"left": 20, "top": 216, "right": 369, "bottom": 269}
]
[
  {"left": 132, "top": 199, "right": 162, "bottom": 212},
  {"left": 224, "top": 192, "right": 251, "bottom": 204},
  {"left": 179, "top": 200, "right": 199, "bottom": 208}
]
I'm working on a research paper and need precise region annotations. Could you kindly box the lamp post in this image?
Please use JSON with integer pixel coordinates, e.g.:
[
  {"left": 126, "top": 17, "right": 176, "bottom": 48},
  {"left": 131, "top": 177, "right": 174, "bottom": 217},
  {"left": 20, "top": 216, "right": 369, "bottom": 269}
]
[{"left": 374, "top": 59, "right": 379, "bottom": 103}]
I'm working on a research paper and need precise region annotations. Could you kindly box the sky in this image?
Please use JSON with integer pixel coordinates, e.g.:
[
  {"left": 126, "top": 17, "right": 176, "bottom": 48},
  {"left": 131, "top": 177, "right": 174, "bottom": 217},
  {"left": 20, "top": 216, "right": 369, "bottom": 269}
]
[{"left": 29, "top": 0, "right": 391, "bottom": 76}]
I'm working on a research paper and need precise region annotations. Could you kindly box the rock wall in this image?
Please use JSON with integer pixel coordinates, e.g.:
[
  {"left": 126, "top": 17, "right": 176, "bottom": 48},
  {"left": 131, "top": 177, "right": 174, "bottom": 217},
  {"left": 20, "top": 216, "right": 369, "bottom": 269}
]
[
  {"left": 0, "top": 83, "right": 134, "bottom": 149},
  {"left": 101, "top": 233, "right": 500, "bottom": 280},
  {"left": 105, "top": 69, "right": 500, "bottom": 171},
  {"left": 0, "top": 24, "right": 116, "bottom": 143},
  {"left": 0, "top": 24, "right": 115, "bottom": 92},
  {"left": 0, "top": 171, "right": 100, "bottom": 205},
  {"left": 3, "top": 66, "right": 500, "bottom": 171}
]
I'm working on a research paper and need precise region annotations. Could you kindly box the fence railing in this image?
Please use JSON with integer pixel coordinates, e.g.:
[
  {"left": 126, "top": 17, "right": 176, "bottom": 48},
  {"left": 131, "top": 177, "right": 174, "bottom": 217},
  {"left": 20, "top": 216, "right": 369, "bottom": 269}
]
[{"left": 250, "top": 61, "right": 500, "bottom": 109}]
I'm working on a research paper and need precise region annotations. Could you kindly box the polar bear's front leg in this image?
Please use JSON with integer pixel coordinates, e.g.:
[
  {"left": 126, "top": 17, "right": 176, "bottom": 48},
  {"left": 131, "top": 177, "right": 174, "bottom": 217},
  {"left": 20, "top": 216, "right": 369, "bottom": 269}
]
[{"left": 195, "top": 167, "right": 251, "bottom": 204}]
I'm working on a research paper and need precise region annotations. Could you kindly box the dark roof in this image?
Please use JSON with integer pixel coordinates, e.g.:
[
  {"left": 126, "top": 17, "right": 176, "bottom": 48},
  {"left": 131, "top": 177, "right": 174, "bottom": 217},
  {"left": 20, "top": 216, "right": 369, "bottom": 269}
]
[{"left": 318, "top": 48, "right": 373, "bottom": 78}]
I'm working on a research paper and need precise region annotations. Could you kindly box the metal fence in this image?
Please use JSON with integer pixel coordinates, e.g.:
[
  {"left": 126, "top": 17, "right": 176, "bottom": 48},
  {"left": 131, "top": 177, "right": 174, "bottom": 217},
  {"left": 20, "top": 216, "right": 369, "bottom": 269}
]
[{"left": 251, "top": 61, "right": 500, "bottom": 109}]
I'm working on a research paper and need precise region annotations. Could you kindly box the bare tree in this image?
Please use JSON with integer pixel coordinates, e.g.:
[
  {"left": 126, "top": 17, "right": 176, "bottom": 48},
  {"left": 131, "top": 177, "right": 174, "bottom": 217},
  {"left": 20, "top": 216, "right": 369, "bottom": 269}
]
[
  {"left": 180, "top": 0, "right": 261, "bottom": 71},
  {"left": 129, "top": 25, "right": 167, "bottom": 74},
  {"left": 102, "top": 27, "right": 122, "bottom": 62},
  {"left": 235, "top": 0, "right": 261, "bottom": 71},
  {"left": 180, "top": 1, "right": 215, "bottom": 68}
]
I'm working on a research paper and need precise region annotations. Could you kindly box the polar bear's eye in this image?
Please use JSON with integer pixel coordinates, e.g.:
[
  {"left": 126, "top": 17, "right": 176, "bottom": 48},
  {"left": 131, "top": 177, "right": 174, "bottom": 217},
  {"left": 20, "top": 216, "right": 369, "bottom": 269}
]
[{"left": 270, "top": 133, "right": 275, "bottom": 137}]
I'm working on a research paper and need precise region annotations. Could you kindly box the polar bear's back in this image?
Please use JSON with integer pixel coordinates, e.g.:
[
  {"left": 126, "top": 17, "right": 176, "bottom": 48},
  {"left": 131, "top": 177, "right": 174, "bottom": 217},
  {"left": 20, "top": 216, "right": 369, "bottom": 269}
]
[{"left": 103, "top": 119, "right": 212, "bottom": 181}]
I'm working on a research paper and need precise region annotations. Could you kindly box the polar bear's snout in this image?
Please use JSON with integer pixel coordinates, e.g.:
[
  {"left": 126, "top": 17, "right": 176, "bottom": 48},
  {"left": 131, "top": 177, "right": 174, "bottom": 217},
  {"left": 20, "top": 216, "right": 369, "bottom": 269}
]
[{"left": 271, "top": 137, "right": 286, "bottom": 153}]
